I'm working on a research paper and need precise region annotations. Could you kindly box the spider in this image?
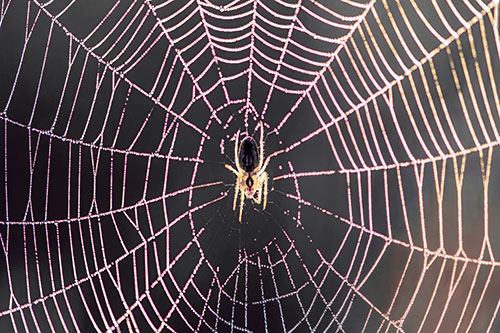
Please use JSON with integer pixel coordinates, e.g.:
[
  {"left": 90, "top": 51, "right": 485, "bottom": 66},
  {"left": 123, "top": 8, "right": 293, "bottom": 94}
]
[{"left": 225, "top": 124, "right": 278, "bottom": 222}]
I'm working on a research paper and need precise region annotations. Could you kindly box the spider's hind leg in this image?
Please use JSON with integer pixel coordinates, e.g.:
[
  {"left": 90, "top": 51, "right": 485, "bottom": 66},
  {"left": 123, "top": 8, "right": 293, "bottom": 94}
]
[
  {"left": 233, "top": 181, "right": 240, "bottom": 211},
  {"left": 239, "top": 187, "right": 245, "bottom": 222},
  {"left": 225, "top": 164, "right": 239, "bottom": 176},
  {"left": 262, "top": 172, "right": 268, "bottom": 211},
  {"left": 254, "top": 182, "right": 262, "bottom": 206}
]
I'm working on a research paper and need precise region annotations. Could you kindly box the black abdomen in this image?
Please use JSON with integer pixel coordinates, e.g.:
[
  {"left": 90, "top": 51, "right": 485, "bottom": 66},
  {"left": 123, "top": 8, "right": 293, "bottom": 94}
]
[{"left": 239, "top": 137, "right": 258, "bottom": 172}]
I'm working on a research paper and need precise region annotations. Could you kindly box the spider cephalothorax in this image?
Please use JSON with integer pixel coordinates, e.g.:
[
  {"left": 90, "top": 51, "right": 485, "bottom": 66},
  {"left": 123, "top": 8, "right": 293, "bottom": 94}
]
[{"left": 225, "top": 124, "right": 274, "bottom": 222}]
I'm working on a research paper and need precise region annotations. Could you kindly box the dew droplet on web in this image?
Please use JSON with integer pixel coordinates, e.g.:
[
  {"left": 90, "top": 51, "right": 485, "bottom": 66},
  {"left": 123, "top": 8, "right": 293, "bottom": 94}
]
[{"left": 220, "top": 138, "right": 225, "bottom": 154}]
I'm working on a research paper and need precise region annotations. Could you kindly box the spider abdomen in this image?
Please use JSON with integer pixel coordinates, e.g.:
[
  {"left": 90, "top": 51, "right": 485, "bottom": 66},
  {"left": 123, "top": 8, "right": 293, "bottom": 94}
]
[{"left": 239, "top": 137, "right": 258, "bottom": 172}]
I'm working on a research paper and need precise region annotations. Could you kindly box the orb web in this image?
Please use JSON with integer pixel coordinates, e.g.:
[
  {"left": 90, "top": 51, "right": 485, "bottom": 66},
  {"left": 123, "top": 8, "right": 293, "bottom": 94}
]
[{"left": 1, "top": 0, "right": 500, "bottom": 331}]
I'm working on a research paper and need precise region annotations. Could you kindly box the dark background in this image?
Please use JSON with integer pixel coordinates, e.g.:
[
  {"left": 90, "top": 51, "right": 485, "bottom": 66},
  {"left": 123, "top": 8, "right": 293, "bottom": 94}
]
[{"left": 1, "top": 0, "right": 500, "bottom": 332}]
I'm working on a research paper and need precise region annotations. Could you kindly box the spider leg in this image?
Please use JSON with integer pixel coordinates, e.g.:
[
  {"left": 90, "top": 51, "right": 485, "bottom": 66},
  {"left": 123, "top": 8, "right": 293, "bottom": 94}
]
[
  {"left": 233, "top": 179, "right": 240, "bottom": 211},
  {"left": 257, "top": 122, "right": 264, "bottom": 170},
  {"left": 262, "top": 172, "right": 268, "bottom": 211},
  {"left": 254, "top": 180, "right": 262, "bottom": 205},
  {"left": 225, "top": 164, "right": 239, "bottom": 176},
  {"left": 239, "top": 186, "right": 245, "bottom": 222},
  {"left": 257, "top": 149, "right": 284, "bottom": 177},
  {"left": 234, "top": 129, "right": 241, "bottom": 171}
]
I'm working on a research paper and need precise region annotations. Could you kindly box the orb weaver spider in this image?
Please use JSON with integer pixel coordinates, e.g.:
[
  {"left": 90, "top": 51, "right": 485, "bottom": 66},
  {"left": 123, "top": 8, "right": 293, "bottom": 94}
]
[{"left": 225, "top": 124, "right": 280, "bottom": 222}]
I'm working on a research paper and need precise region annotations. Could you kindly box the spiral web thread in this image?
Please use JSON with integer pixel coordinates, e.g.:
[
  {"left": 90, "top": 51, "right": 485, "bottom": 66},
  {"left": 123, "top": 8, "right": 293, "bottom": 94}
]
[{"left": 1, "top": 0, "right": 500, "bottom": 331}]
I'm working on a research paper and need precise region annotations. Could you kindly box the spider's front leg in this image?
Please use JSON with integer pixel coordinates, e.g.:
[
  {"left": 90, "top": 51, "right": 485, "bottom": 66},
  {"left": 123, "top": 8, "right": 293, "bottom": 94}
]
[{"left": 257, "top": 122, "right": 264, "bottom": 170}]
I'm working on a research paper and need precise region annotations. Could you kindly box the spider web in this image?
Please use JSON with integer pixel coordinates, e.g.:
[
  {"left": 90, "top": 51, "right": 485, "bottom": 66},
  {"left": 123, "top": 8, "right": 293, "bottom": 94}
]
[{"left": 1, "top": 0, "right": 500, "bottom": 331}]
